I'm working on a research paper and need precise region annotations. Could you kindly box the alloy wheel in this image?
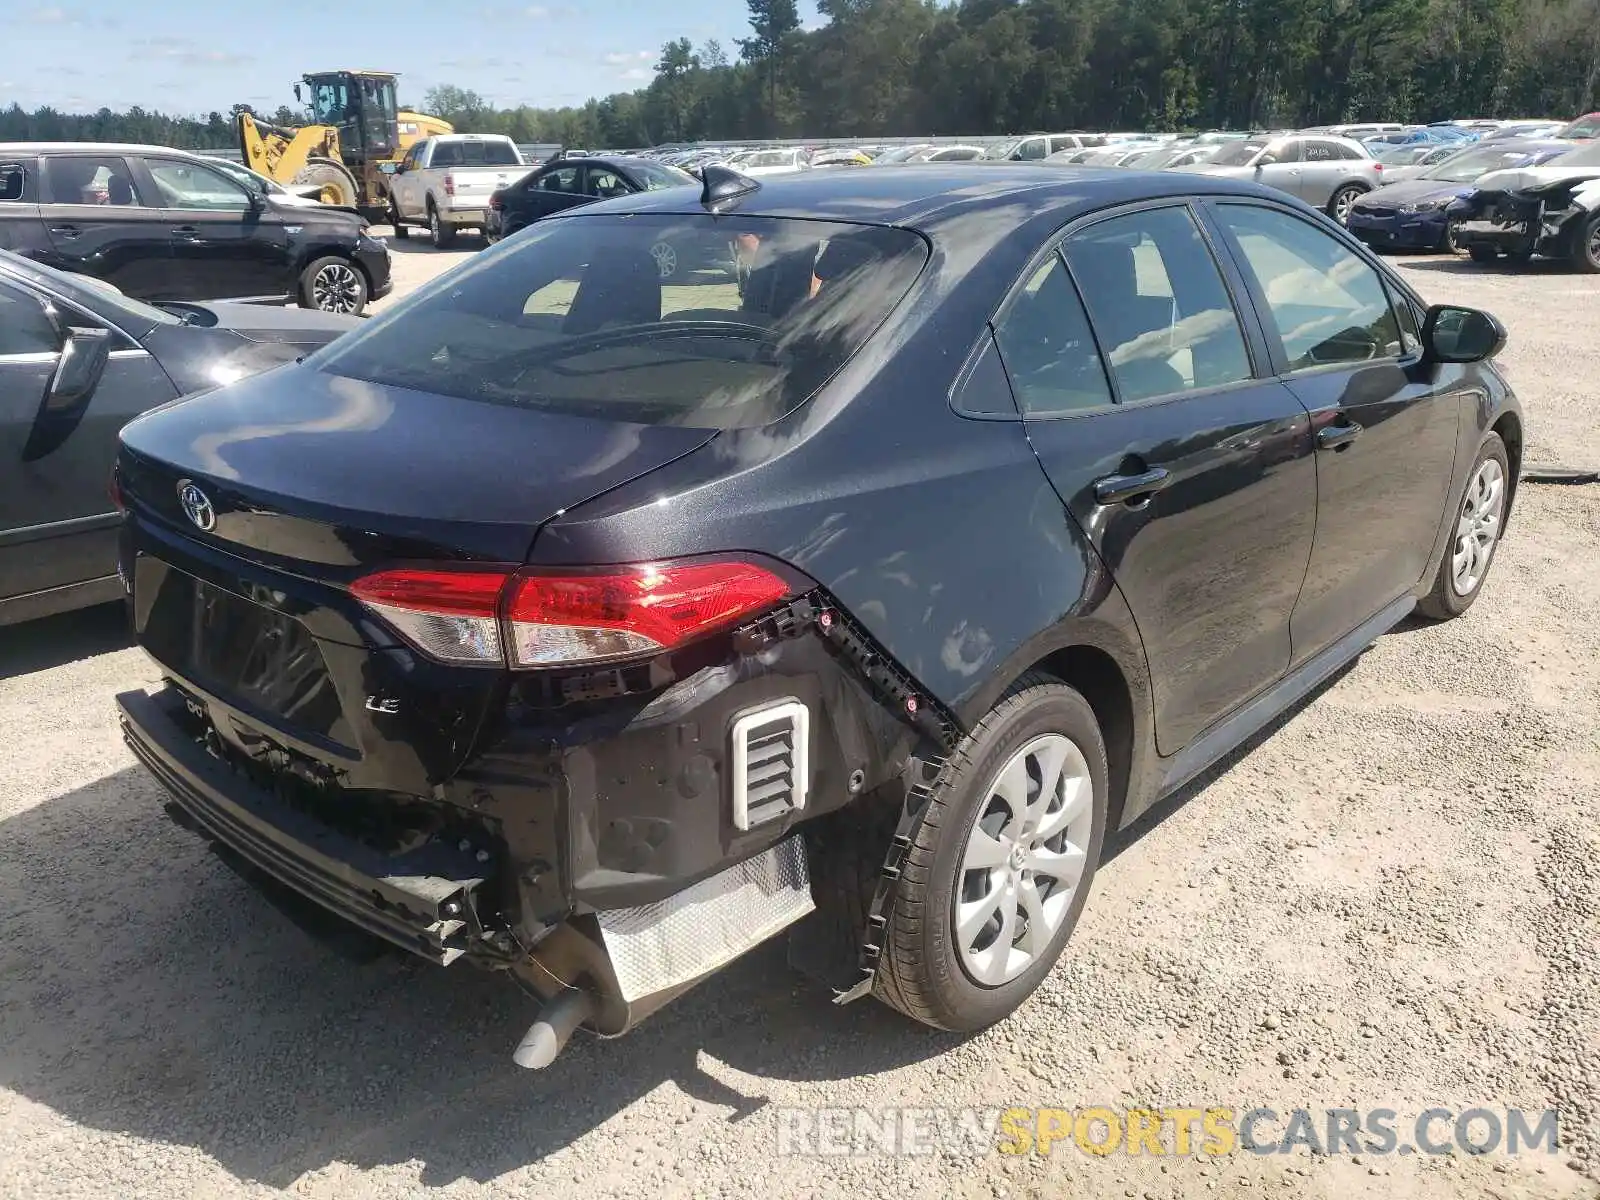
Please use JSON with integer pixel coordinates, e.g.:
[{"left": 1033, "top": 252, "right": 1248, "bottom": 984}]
[
  {"left": 1588, "top": 221, "right": 1600, "bottom": 268},
  {"left": 1453, "top": 457, "right": 1505, "bottom": 595},
  {"left": 954, "top": 733, "right": 1093, "bottom": 987},
  {"left": 1333, "top": 188, "right": 1359, "bottom": 225},
  {"left": 311, "top": 262, "right": 362, "bottom": 313}
]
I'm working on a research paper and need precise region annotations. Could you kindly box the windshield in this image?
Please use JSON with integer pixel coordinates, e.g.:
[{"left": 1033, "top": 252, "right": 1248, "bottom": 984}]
[
  {"left": 1422, "top": 145, "right": 1560, "bottom": 182},
  {"left": 1209, "top": 140, "right": 1266, "bottom": 166},
  {"left": 1560, "top": 114, "right": 1600, "bottom": 139},
  {"left": 0, "top": 250, "right": 180, "bottom": 330},
  {"left": 628, "top": 161, "right": 696, "bottom": 190},
  {"left": 876, "top": 146, "right": 928, "bottom": 163},
  {"left": 1375, "top": 145, "right": 1429, "bottom": 165},
  {"left": 984, "top": 138, "right": 1024, "bottom": 160},
  {"left": 209, "top": 157, "right": 285, "bottom": 195},
  {"left": 308, "top": 214, "right": 929, "bottom": 430}
]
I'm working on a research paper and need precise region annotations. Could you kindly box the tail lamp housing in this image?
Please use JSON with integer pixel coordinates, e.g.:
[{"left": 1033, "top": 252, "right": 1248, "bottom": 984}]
[{"left": 350, "top": 559, "right": 793, "bottom": 669}]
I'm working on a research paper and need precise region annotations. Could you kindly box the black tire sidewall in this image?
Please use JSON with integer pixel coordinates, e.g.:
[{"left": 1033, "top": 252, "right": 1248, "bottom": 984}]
[
  {"left": 389, "top": 199, "right": 408, "bottom": 238},
  {"left": 429, "top": 204, "right": 454, "bottom": 248},
  {"left": 890, "top": 682, "right": 1108, "bottom": 1031},
  {"left": 1577, "top": 214, "right": 1600, "bottom": 272}
]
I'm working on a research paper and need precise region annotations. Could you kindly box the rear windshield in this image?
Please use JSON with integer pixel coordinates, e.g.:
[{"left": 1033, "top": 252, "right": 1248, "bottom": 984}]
[
  {"left": 309, "top": 214, "right": 929, "bottom": 429},
  {"left": 432, "top": 140, "right": 522, "bottom": 167}
]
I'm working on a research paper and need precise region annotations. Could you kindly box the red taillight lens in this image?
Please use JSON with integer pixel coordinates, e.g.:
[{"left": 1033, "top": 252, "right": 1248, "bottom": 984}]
[
  {"left": 443, "top": 172, "right": 456, "bottom": 196},
  {"left": 349, "top": 559, "right": 792, "bottom": 668},
  {"left": 505, "top": 561, "right": 791, "bottom": 667},
  {"left": 350, "top": 568, "right": 510, "bottom": 664},
  {"left": 489, "top": 193, "right": 503, "bottom": 210}
]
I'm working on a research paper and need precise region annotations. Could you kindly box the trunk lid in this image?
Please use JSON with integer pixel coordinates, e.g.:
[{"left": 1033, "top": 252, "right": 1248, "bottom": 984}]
[{"left": 118, "top": 360, "right": 718, "bottom": 565}]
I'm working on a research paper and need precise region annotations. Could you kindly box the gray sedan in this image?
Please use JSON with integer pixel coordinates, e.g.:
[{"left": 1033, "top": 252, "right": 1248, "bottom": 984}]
[{"left": 1176, "top": 134, "right": 1383, "bottom": 224}]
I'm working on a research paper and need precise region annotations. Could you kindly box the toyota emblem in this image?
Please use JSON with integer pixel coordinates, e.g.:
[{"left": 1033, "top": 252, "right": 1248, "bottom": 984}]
[{"left": 177, "top": 480, "right": 217, "bottom": 532}]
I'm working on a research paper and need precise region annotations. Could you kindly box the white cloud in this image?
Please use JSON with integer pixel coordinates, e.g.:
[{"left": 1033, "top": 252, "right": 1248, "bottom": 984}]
[
  {"left": 30, "top": 6, "right": 69, "bottom": 22},
  {"left": 525, "top": 4, "right": 549, "bottom": 14},
  {"left": 618, "top": 66, "right": 652, "bottom": 81},
  {"left": 602, "top": 50, "right": 653, "bottom": 65}
]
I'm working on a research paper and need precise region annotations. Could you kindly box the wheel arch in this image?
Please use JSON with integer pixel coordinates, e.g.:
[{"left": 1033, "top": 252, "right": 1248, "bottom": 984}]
[
  {"left": 955, "top": 616, "right": 1157, "bottom": 835},
  {"left": 1490, "top": 408, "right": 1523, "bottom": 525}
]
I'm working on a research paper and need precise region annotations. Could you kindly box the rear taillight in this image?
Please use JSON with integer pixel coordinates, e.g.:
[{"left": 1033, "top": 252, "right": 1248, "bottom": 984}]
[
  {"left": 350, "top": 569, "right": 507, "bottom": 664},
  {"left": 489, "top": 193, "right": 502, "bottom": 210},
  {"left": 1373, "top": 162, "right": 1384, "bottom": 172},
  {"left": 349, "top": 559, "right": 792, "bottom": 668},
  {"left": 443, "top": 172, "right": 456, "bottom": 196}
]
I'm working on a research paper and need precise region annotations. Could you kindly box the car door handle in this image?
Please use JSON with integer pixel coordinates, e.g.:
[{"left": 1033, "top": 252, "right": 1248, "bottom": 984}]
[
  {"left": 48, "top": 224, "right": 82, "bottom": 238},
  {"left": 171, "top": 225, "right": 201, "bottom": 237},
  {"left": 1093, "top": 467, "right": 1171, "bottom": 505},
  {"left": 1317, "top": 421, "right": 1363, "bottom": 451}
]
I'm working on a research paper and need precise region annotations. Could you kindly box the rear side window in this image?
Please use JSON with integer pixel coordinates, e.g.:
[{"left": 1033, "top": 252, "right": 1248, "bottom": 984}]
[
  {"left": 1214, "top": 204, "right": 1403, "bottom": 369},
  {"left": 0, "top": 161, "right": 27, "bottom": 202},
  {"left": 310, "top": 214, "right": 929, "bottom": 429},
  {"left": 1063, "top": 206, "right": 1253, "bottom": 403},
  {"left": 41, "top": 156, "right": 142, "bottom": 206},
  {"left": 0, "top": 279, "right": 58, "bottom": 356},
  {"left": 992, "top": 254, "right": 1112, "bottom": 415}
]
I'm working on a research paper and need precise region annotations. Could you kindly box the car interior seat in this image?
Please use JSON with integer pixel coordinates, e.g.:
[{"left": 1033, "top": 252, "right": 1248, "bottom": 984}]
[
  {"left": 106, "top": 174, "right": 135, "bottom": 206},
  {"left": 1067, "top": 238, "right": 1185, "bottom": 401}
]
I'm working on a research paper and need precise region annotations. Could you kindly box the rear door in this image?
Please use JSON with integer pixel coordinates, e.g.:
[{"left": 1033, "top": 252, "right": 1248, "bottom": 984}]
[
  {"left": 140, "top": 156, "right": 291, "bottom": 301},
  {"left": 0, "top": 276, "right": 178, "bottom": 602},
  {"left": 1205, "top": 200, "right": 1463, "bottom": 664},
  {"left": 37, "top": 152, "right": 172, "bottom": 297},
  {"left": 1000, "top": 201, "right": 1317, "bottom": 753},
  {"left": 1299, "top": 139, "right": 1350, "bottom": 207},
  {"left": 0, "top": 156, "right": 45, "bottom": 256}
]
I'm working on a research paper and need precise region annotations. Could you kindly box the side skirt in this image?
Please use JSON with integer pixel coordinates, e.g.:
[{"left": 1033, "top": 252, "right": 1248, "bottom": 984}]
[{"left": 1156, "top": 594, "right": 1415, "bottom": 800}]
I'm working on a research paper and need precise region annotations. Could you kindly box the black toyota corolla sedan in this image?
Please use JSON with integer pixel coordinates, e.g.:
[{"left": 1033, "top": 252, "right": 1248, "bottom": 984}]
[{"left": 112, "top": 165, "right": 1520, "bottom": 1067}]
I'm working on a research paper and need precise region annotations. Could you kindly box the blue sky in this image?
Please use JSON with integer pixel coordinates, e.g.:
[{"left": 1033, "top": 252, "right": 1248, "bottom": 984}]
[{"left": 6, "top": 0, "right": 825, "bottom": 116}]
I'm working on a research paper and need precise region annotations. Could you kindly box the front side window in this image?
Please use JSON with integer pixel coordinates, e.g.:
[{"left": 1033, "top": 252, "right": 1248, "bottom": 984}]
[
  {"left": 0, "top": 279, "right": 59, "bottom": 357},
  {"left": 992, "top": 254, "right": 1113, "bottom": 416},
  {"left": 42, "top": 156, "right": 142, "bottom": 206},
  {"left": 146, "top": 160, "right": 251, "bottom": 210},
  {"left": 308, "top": 214, "right": 929, "bottom": 430},
  {"left": 1063, "top": 206, "right": 1253, "bottom": 403},
  {"left": 585, "top": 169, "right": 628, "bottom": 199},
  {"left": 1215, "top": 204, "right": 1403, "bottom": 370},
  {"left": 538, "top": 166, "right": 579, "bottom": 193},
  {"left": 1261, "top": 140, "right": 1302, "bottom": 165},
  {"left": 1016, "top": 138, "right": 1048, "bottom": 161}
]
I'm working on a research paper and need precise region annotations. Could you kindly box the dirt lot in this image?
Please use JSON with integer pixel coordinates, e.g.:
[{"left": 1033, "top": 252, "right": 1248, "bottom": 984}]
[{"left": 1, "top": 237, "right": 1597, "bottom": 1200}]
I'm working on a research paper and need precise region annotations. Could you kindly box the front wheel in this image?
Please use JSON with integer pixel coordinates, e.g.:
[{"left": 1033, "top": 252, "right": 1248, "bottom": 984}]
[
  {"left": 389, "top": 198, "right": 409, "bottom": 240},
  {"left": 1442, "top": 219, "right": 1465, "bottom": 255},
  {"left": 298, "top": 256, "right": 367, "bottom": 315},
  {"left": 1327, "top": 185, "right": 1365, "bottom": 226},
  {"left": 874, "top": 674, "right": 1108, "bottom": 1032},
  {"left": 1417, "top": 433, "right": 1509, "bottom": 621}
]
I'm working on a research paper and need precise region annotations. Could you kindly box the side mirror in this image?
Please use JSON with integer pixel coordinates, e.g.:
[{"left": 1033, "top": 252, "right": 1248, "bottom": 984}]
[
  {"left": 1255, "top": 156, "right": 1276, "bottom": 169},
  {"left": 22, "top": 327, "right": 113, "bottom": 462},
  {"left": 1421, "top": 304, "right": 1506, "bottom": 363}
]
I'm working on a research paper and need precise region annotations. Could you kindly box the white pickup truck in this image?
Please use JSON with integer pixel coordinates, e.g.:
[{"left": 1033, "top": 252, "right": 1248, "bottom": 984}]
[{"left": 386, "top": 134, "right": 526, "bottom": 247}]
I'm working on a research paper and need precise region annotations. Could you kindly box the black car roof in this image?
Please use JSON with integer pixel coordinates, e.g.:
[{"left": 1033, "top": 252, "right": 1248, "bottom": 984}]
[{"left": 552, "top": 163, "right": 1292, "bottom": 237}]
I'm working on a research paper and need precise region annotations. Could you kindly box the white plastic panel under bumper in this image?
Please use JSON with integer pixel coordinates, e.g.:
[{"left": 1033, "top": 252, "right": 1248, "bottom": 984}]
[{"left": 596, "top": 835, "right": 814, "bottom": 1002}]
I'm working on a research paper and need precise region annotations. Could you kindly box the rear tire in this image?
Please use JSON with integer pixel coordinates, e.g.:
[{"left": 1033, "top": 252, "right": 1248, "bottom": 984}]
[
  {"left": 298, "top": 255, "right": 368, "bottom": 315},
  {"left": 874, "top": 673, "right": 1108, "bottom": 1032},
  {"left": 388, "top": 197, "right": 409, "bottom": 239},
  {"left": 1416, "top": 433, "right": 1509, "bottom": 621},
  {"left": 428, "top": 202, "right": 455, "bottom": 249},
  {"left": 1327, "top": 185, "right": 1365, "bottom": 226},
  {"left": 1574, "top": 213, "right": 1600, "bottom": 273},
  {"left": 1468, "top": 244, "right": 1499, "bottom": 263}
]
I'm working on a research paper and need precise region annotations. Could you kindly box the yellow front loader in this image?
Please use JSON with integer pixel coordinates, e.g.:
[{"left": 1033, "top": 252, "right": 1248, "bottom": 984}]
[{"left": 236, "top": 69, "right": 454, "bottom": 222}]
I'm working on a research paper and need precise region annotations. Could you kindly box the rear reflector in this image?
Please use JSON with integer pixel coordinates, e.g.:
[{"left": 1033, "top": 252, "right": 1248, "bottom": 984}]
[{"left": 349, "top": 559, "right": 792, "bottom": 668}]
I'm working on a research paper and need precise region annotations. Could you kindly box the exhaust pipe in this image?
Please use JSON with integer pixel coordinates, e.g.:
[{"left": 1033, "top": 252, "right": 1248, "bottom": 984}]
[{"left": 512, "top": 986, "right": 596, "bottom": 1069}]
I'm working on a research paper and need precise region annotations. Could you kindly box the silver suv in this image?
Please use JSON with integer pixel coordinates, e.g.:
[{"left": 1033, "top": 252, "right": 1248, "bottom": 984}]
[{"left": 1176, "top": 134, "right": 1383, "bottom": 224}]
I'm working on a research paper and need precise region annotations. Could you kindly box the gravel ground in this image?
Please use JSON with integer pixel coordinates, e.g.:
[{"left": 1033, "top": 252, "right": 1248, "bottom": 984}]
[{"left": 1, "top": 240, "right": 1598, "bottom": 1200}]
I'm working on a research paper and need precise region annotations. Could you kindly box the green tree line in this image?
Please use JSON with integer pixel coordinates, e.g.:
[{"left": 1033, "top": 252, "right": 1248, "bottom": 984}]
[{"left": 3, "top": 0, "right": 1597, "bottom": 152}]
